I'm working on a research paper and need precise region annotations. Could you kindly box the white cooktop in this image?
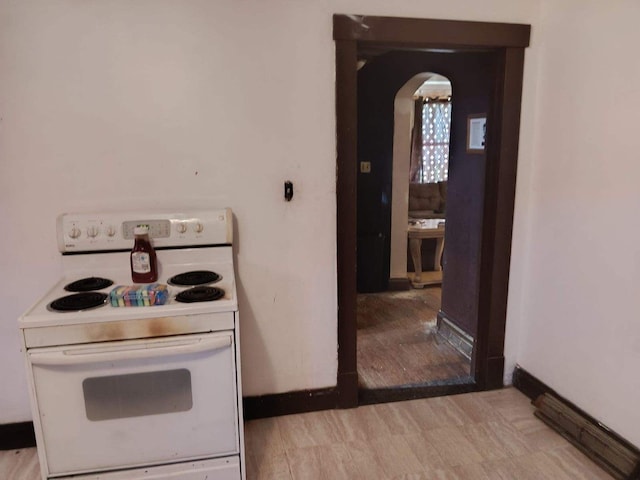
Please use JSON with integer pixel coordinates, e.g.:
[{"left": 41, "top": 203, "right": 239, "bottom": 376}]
[{"left": 19, "top": 247, "right": 237, "bottom": 328}]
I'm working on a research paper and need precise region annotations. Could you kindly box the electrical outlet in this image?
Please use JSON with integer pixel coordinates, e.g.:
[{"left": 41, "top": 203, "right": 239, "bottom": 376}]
[{"left": 360, "top": 161, "right": 371, "bottom": 173}]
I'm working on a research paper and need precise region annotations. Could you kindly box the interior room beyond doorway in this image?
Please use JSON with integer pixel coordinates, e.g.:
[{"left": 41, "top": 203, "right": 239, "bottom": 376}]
[
  {"left": 357, "top": 68, "right": 475, "bottom": 393},
  {"left": 357, "top": 286, "right": 471, "bottom": 390}
]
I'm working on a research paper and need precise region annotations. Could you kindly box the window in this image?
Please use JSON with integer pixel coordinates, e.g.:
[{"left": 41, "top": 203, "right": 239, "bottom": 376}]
[
  {"left": 83, "top": 369, "right": 193, "bottom": 421},
  {"left": 420, "top": 99, "right": 451, "bottom": 183},
  {"left": 409, "top": 74, "right": 452, "bottom": 184}
]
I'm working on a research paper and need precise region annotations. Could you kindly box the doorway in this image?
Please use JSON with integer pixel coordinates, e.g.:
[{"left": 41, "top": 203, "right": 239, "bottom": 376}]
[
  {"left": 334, "top": 15, "right": 531, "bottom": 408},
  {"left": 357, "top": 49, "right": 493, "bottom": 402}
]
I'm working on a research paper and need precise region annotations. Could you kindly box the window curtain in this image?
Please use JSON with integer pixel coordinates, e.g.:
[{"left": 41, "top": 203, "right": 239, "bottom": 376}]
[{"left": 409, "top": 99, "right": 424, "bottom": 183}]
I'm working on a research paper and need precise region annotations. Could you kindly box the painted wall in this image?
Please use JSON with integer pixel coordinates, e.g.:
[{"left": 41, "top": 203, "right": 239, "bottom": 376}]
[
  {"left": 390, "top": 73, "right": 434, "bottom": 280},
  {"left": 513, "top": 0, "right": 640, "bottom": 447},
  {"left": 0, "top": 0, "right": 540, "bottom": 424}
]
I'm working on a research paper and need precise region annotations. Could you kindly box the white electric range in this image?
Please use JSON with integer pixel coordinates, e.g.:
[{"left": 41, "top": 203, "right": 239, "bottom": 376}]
[{"left": 19, "top": 209, "right": 245, "bottom": 480}]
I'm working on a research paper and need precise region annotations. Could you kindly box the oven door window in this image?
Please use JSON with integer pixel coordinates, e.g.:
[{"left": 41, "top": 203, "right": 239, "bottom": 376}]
[
  {"left": 83, "top": 369, "right": 193, "bottom": 421},
  {"left": 29, "top": 332, "right": 239, "bottom": 476}
]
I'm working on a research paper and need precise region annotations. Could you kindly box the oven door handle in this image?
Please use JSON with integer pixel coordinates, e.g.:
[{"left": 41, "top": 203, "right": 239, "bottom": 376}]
[{"left": 29, "top": 336, "right": 232, "bottom": 366}]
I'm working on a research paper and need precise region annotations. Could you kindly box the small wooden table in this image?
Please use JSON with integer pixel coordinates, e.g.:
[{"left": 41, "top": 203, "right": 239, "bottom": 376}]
[{"left": 408, "top": 219, "right": 445, "bottom": 288}]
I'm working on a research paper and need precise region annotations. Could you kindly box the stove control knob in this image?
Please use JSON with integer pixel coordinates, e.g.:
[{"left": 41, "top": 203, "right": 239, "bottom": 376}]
[
  {"left": 194, "top": 222, "right": 204, "bottom": 233},
  {"left": 87, "top": 226, "right": 99, "bottom": 238},
  {"left": 177, "top": 222, "right": 188, "bottom": 234},
  {"left": 69, "top": 227, "right": 81, "bottom": 239},
  {"left": 105, "top": 225, "right": 117, "bottom": 237}
]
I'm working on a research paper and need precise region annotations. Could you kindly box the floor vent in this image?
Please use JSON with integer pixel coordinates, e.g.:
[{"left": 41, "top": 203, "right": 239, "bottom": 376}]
[{"left": 534, "top": 393, "right": 640, "bottom": 479}]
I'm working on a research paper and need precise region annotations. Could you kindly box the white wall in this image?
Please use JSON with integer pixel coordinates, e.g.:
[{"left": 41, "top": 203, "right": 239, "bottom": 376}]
[
  {"left": 0, "top": 0, "right": 540, "bottom": 424},
  {"left": 390, "top": 73, "right": 431, "bottom": 281},
  {"left": 514, "top": 0, "right": 640, "bottom": 446}
]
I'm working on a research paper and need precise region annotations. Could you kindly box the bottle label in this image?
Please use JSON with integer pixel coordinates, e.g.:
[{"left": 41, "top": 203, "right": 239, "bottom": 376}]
[{"left": 132, "top": 252, "right": 151, "bottom": 274}]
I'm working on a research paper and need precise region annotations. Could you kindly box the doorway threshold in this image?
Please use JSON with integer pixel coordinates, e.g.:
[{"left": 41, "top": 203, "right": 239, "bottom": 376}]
[{"left": 358, "top": 376, "right": 476, "bottom": 406}]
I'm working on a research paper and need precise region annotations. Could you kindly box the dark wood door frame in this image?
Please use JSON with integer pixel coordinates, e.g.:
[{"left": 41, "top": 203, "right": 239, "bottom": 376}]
[{"left": 334, "top": 14, "right": 531, "bottom": 408}]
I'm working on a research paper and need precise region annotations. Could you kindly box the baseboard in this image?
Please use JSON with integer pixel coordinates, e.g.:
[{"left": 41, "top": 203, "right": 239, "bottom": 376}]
[
  {"left": 482, "top": 355, "right": 506, "bottom": 390},
  {"left": 336, "top": 370, "right": 358, "bottom": 408},
  {"left": 436, "top": 312, "right": 474, "bottom": 360},
  {"left": 511, "top": 365, "right": 549, "bottom": 399},
  {"left": 243, "top": 387, "right": 338, "bottom": 420},
  {"left": 3, "top": 390, "right": 339, "bottom": 449},
  {"left": 0, "top": 421, "right": 36, "bottom": 450},
  {"left": 388, "top": 277, "right": 410, "bottom": 291},
  {"left": 512, "top": 366, "right": 640, "bottom": 480}
]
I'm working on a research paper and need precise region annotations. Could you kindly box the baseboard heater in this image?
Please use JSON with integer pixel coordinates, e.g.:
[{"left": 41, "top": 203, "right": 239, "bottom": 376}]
[
  {"left": 533, "top": 393, "right": 640, "bottom": 479},
  {"left": 436, "top": 312, "right": 473, "bottom": 360}
]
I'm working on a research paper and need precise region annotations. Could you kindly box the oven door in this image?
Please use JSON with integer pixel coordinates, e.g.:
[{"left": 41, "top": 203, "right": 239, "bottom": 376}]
[{"left": 29, "top": 332, "right": 239, "bottom": 476}]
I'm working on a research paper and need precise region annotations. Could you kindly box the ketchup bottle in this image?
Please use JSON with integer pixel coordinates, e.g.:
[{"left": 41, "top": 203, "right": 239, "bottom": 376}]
[{"left": 130, "top": 225, "right": 158, "bottom": 283}]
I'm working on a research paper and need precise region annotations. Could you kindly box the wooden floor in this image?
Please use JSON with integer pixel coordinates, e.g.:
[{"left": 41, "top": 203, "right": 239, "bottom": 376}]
[
  {"left": 357, "top": 287, "right": 471, "bottom": 389},
  {"left": 0, "top": 389, "right": 612, "bottom": 479}
]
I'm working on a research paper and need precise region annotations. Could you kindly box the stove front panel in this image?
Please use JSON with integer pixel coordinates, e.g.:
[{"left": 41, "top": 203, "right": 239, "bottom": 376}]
[
  {"left": 23, "top": 312, "right": 235, "bottom": 348},
  {"left": 29, "top": 332, "right": 239, "bottom": 476}
]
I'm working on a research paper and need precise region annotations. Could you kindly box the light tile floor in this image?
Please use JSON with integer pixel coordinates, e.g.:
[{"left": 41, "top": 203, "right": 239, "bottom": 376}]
[{"left": 0, "top": 388, "right": 612, "bottom": 480}]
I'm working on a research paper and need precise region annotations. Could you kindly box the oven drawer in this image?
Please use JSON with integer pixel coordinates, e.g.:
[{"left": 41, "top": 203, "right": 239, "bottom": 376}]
[
  {"left": 29, "top": 332, "right": 239, "bottom": 477},
  {"left": 58, "top": 456, "right": 241, "bottom": 480}
]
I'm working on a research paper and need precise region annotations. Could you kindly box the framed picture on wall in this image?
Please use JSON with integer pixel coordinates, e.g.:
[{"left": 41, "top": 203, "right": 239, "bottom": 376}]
[{"left": 467, "top": 114, "right": 487, "bottom": 153}]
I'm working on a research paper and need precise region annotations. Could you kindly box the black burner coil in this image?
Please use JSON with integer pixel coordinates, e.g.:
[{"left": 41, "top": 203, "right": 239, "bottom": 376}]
[
  {"left": 64, "top": 277, "right": 114, "bottom": 292},
  {"left": 49, "top": 292, "right": 108, "bottom": 312},
  {"left": 169, "top": 270, "right": 221, "bottom": 286},
  {"left": 175, "top": 286, "right": 225, "bottom": 303}
]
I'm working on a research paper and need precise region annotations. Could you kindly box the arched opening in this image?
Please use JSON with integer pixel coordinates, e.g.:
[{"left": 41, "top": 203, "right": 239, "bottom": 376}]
[{"left": 390, "top": 73, "right": 452, "bottom": 284}]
